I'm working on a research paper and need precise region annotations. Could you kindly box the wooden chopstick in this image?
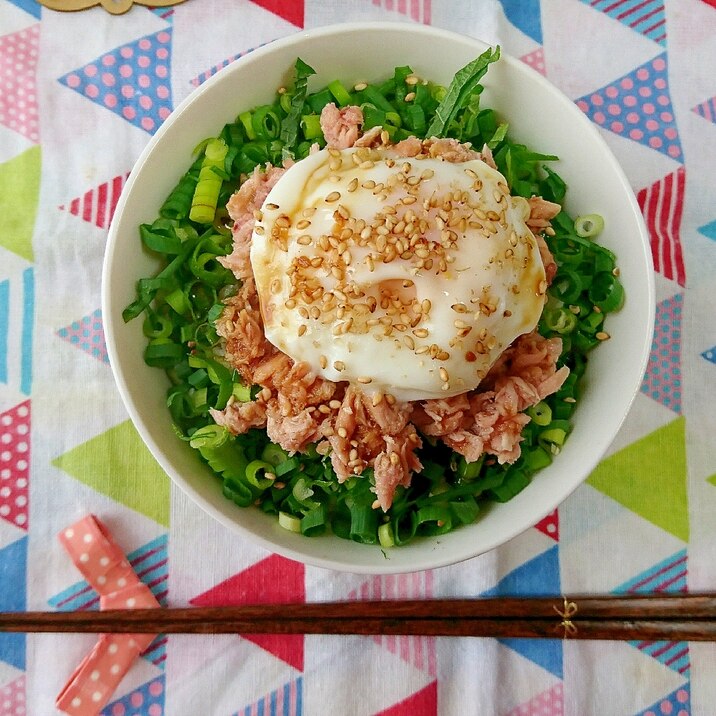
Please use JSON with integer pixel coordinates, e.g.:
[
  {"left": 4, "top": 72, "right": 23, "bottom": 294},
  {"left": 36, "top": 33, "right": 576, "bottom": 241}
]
[{"left": 1, "top": 595, "right": 715, "bottom": 640}]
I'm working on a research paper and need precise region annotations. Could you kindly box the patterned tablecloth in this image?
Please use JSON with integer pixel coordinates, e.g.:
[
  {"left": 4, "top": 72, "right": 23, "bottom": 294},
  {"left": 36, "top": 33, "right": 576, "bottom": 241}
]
[{"left": 1, "top": 0, "right": 716, "bottom": 714}]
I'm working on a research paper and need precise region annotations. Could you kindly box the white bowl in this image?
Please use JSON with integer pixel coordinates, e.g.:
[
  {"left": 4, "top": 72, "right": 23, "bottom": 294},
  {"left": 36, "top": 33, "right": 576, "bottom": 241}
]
[{"left": 102, "top": 22, "right": 654, "bottom": 574}]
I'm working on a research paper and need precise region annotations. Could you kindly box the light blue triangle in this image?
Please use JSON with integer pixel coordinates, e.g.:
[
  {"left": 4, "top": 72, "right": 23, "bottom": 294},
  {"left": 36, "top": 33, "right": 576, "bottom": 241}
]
[
  {"left": 698, "top": 219, "right": 716, "bottom": 241},
  {"left": 498, "top": 0, "right": 543, "bottom": 43},
  {"left": 8, "top": 0, "right": 41, "bottom": 19},
  {"left": 482, "top": 545, "right": 562, "bottom": 678},
  {"left": 0, "top": 536, "right": 27, "bottom": 670}
]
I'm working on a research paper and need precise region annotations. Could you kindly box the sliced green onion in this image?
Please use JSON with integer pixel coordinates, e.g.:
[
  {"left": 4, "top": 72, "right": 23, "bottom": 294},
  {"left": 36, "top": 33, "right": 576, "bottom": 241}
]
[
  {"left": 300, "top": 114, "right": 323, "bottom": 140},
  {"left": 378, "top": 522, "right": 395, "bottom": 548},
  {"left": 527, "top": 401, "right": 552, "bottom": 426},
  {"left": 278, "top": 511, "right": 302, "bottom": 533},
  {"left": 574, "top": 213, "right": 605, "bottom": 238},
  {"left": 189, "top": 138, "right": 229, "bottom": 224},
  {"left": 327, "top": 79, "right": 352, "bottom": 106}
]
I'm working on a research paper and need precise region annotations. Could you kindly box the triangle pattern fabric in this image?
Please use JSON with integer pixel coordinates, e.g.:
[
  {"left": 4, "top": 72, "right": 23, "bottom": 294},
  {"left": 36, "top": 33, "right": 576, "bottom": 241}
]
[
  {"left": 640, "top": 293, "right": 683, "bottom": 414},
  {"left": 233, "top": 677, "right": 302, "bottom": 716},
  {"left": 0, "top": 674, "right": 26, "bottom": 715},
  {"left": 190, "top": 42, "right": 272, "bottom": 88},
  {"left": 498, "top": 0, "right": 543, "bottom": 42},
  {"left": 533, "top": 509, "right": 559, "bottom": 541},
  {"left": 100, "top": 675, "right": 165, "bottom": 716},
  {"left": 0, "top": 145, "right": 40, "bottom": 262},
  {"left": 0, "top": 24, "right": 40, "bottom": 144},
  {"left": 0, "top": 536, "right": 26, "bottom": 671},
  {"left": 56, "top": 309, "right": 109, "bottom": 365},
  {"left": 521, "top": 47, "right": 546, "bottom": 76},
  {"left": 483, "top": 546, "right": 563, "bottom": 679},
  {"left": 504, "top": 682, "right": 563, "bottom": 716},
  {"left": 59, "top": 172, "right": 129, "bottom": 229},
  {"left": 575, "top": 53, "right": 683, "bottom": 162},
  {"left": 697, "top": 218, "right": 716, "bottom": 241},
  {"left": 0, "top": 269, "right": 34, "bottom": 396},
  {"left": 637, "top": 167, "right": 687, "bottom": 287},
  {"left": 587, "top": 417, "right": 688, "bottom": 542},
  {"left": 636, "top": 681, "right": 691, "bottom": 716},
  {"left": 7, "top": 0, "right": 41, "bottom": 19},
  {"left": 579, "top": 0, "right": 666, "bottom": 46},
  {"left": 374, "top": 680, "right": 437, "bottom": 716},
  {"left": 49, "top": 534, "right": 168, "bottom": 669},
  {"left": 150, "top": 5, "right": 175, "bottom": 22},
  {"left": 190, "top": 554, "right": 305, "bottom": 671},
  {"left": 369, "top": 0, "right": 432, "bottom": 23},
  {"left": 249, "top": 0, "right": 304, "bottom": 28},
  {"left": 702, "top": 346, "right": 716, "bottom": 365},
  {"left": 347, "top": 572, "right": 436, "bottom": 676},
  {"left": 58, "top": 29, "right": 173, "bottom": 136},
  {"left": 52, "top": 420, "right": 170, "bottom": 527},
  {"left": 692, "top": 94, "right": 716, "bottom": 124},
  {"left": 616, "top": 549, "right": 690, "bottom": 676},
  {"left": 0, "top": 400, "right": 30, "bottom": 532}
]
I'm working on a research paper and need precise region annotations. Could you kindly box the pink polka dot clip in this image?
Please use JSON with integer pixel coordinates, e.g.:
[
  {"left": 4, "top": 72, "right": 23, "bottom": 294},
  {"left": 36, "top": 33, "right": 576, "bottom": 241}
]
[{"left": 55, "top": 515, "right": 160, "bottom": 716}]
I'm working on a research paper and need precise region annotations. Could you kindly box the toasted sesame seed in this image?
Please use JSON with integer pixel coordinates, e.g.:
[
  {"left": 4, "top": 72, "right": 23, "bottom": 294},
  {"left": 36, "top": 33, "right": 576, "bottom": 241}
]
[
  {"left": 318, "top": 404, "right": 331, "bottom": 415},
  {"left": 404, "top": 91, "right": 416, "bottom": 102},
  {"left": 357, "top": 376, "right": 372, "bottom": 384},
  {"left": 354, "top": 81, "right": 368, "bottom": 91},
  {"left": 265, "top": 202, "right": 279, "bottom": 210},
  {"left": 405, "top": 74, "right": 419, "bottom": 85},
  {"left": 296, "top": 219, "right": 311, "bottom": 230},
  {"left": 337, "top": 427, "right": 348, "bottom": 439},
  {"left": 325, "top": 191, "right": 341, "bottom": 203},
  {"left": 385, "top": 393, "right": 396, "bottom": 405},
  {"left": 359, "top": 160, "right": 375, "bottom": 170},
  {"left": 284, "top": 298, "right": 296, "bottom": 309},
  {"left": 413, "top": 328, "right": 429, "bottom": 338},
  {"left": 347, "top": 177, "right": 359, "bottom": 192},
  {"left": 372, "top": 392, "right": 384, "bottom": 406},
  {"left": 389, "top": 452, "right": 400, "bottom": 465},
  {"left": 319, "top": 355, "right": 328, "bottom": 369},
  {"left": 596, "top": 331, "right": 610, "bottom": 341},
  {"left": 297, "top": 324, "right": 307, "bottom": 337},
  {"left": 613, "top": 267, "right": 621, "bottom": 277},
  {"left": 297, "top": 234, "right": 312, "bottom": 246},
  {"left": 334, "top": 360, "right": 345, "bottom": 371},
  {"left": 439, "top": 367, "right": 449, "bottom": 382},
  {"left": 564, "top": 397, "right": 577, "bottom": 403},
  {"left": 441, "top": 382, "right": 450, "bottom": 391}
]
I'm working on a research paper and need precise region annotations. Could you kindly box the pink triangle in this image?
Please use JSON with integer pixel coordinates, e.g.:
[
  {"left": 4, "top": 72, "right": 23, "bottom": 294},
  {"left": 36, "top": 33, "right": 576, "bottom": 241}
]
[
  {"left": 505, "top": 682, "right": 563, "bottom": 716},
  {"left": 0, "top": 674, "right": 26, "bottom": 716},
  {"left": 190, "top": 554, "right": 305, "bottom": 671},
  {"left": 59, "top": 173, "right": 129, "bottom": 229},
  {"left": 521, "top": 47, "right": 546, "bottom": 76},
  {"left": 371, "top": 0, "right": 433, "bottom": 23},
  {"left": 0, "top": 400, "right": 30, "bottom": 531},
  {"left": 375, "top": 680, "right": 437, "bottom": 716},
  {"left": 0, "top": 24, "right": 40, "bottom": 143},
  {"left": 637, "top": 167, "right": 686, "bottom": 287},
  {"left": 347, "top": 572, "right": 437, "bottom": 675},
  {"left": 56, "top": 308, "right": 108, "bottom": 364},
  {"left": 534, "top": 509, "right": 559, "bottom": 541},
  {"left": 249, "top": 0, "right": 304, "bottom": 27}
]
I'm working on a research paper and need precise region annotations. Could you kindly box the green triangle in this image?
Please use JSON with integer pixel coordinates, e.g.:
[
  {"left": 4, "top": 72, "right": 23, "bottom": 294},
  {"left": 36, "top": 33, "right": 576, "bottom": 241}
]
[
  {"left": 587, "top": 417, "right": 688, "bottom": 541},
  {"left": 0, "top": 146, "right": 41, "bottom": 262},
  {"left": 52, "top": 420, "right": 170, "bottom": 527},
  {"left": 708, "top": 474, "right": 716, "bottom": 487}
]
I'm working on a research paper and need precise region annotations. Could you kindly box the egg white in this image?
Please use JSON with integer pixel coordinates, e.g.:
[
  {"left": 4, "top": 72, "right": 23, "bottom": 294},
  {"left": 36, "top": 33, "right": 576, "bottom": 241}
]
[{"left": 250, "top": 146, "right": 547, "bottom": 401}]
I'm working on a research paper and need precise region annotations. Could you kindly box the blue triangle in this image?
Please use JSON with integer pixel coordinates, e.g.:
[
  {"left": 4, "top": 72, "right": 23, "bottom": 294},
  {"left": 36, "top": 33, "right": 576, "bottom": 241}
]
[
  {"left": 7, "top": 0, "right": 41, "bottom": 19},
  {"left": 0, "top": 536, "right": 27, "bottom": 670},
  {"left": 482, "top": 545, "right": 562, "bottom": 678},
  {"left": 636, "top": 681, "right": 690, "bottom": 716},
  {"left": 698, "top": 219, "right": 716, "bottom": 241},
  {"left": 101, "top": 674, "right": 165, "bottom": 716},
  {"left": 234, "top": 676, "right": 303, "bottom": 716},
  {"left": 498, "top": 0, "right": 543, "bottom": 43}
]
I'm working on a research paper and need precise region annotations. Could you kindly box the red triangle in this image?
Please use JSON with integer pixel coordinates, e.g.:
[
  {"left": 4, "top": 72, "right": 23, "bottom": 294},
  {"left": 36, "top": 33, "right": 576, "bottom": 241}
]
[
  {"left": 637, "top": 167, "right": 686, "bottom": 287},
  {"left": 0, "top": 400, "right": 30, "bottom": 531},
  {"left": 59, "top": 172, "right": 129, "bottom": 229},
  {"left": 190, "top": 554, "right": 305, "bottom": 671},
  {"left": 534, "top": 508, "right": 559, "bottom": 541},
  {"left": 249, "top": 0, "right": 304, "bottom": 28},
  {"left": 375, "top": 680, "right": 438, "bottom": 716}
]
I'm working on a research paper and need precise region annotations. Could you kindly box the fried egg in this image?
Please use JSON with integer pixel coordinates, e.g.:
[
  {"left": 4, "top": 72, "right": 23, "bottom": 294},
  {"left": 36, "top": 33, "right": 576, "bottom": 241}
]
[{"left": 250, "top": 145, "right": 547, "bottom": 402}]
